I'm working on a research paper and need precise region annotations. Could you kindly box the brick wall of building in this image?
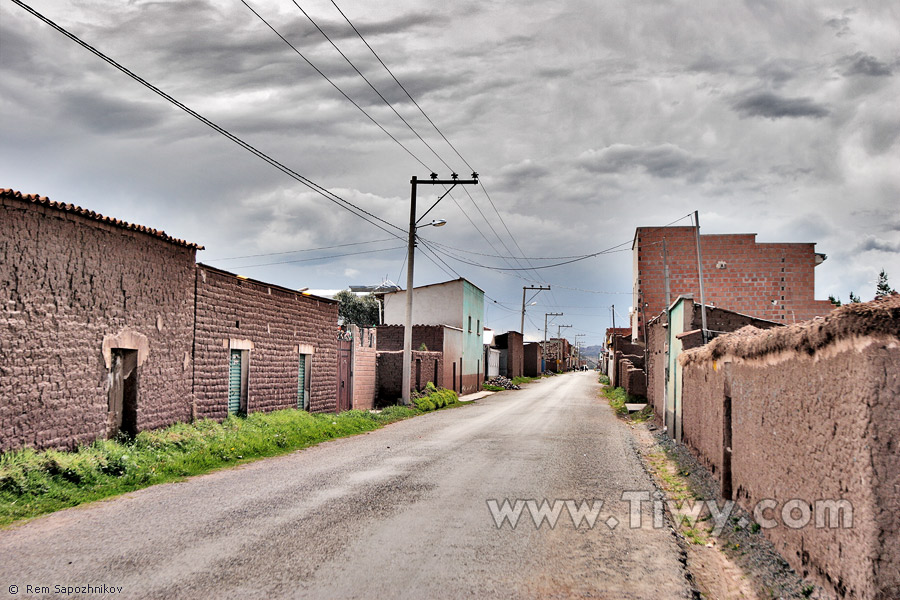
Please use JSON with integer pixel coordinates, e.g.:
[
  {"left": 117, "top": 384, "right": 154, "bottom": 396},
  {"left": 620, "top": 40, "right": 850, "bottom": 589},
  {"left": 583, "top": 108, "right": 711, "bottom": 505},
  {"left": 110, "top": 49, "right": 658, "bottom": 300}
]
[
  {"left": 545, "top": 338, "right": 572, "bottom": 372},
  {"left": 193, "top": 265, "right": 338, "bottom": 418},
  {"left": 350, "top": 325, "right": 376, "bottom": 411},
  {"left": 375, "top": 350, "right": 443, "bottom": 404},
  {"left": 633, "top": 227, "right": 834, "bottom": 338},
  {"left": 523, "top": 342, "right": 542, "bottom": 377},
  {"left": 618, "top": 359, "right": 647, "bottom": 398},
  {"left": 1, "top": 191, "right": 198, "bottom": 452},
  {"left": 376, "top": 324, "right": 445, "bottom": 353},
  {"left": 494, "top": 332, "right": 524, "bottom": 379},
  {"left": 646, "top": 314, "right": 667, "bottom": 425}
]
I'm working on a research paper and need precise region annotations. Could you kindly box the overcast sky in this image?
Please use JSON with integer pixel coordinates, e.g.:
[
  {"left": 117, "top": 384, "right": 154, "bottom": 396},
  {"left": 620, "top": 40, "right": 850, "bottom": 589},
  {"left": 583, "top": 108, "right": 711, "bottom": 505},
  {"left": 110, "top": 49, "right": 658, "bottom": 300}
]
[{"left": 2, "top": 0, "right": 898, "bottom": 346}]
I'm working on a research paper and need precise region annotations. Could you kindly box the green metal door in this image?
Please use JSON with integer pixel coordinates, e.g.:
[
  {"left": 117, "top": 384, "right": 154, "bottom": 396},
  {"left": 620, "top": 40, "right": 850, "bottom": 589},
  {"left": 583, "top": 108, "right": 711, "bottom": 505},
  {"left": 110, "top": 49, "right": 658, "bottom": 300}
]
[
  {"left": 229, "top": 350, "right": 242, "bottom": 414},
  {"left": 297, "top": 354, "right": 308, "bottom": 410}
]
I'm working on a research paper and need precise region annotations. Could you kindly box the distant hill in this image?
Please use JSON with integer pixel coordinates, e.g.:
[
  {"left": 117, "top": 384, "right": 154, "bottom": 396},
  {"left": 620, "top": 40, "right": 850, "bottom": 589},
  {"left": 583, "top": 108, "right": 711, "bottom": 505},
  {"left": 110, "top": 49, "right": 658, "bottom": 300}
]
[{"left": 578, "top": 345, "right": 603, "bottom": 358}]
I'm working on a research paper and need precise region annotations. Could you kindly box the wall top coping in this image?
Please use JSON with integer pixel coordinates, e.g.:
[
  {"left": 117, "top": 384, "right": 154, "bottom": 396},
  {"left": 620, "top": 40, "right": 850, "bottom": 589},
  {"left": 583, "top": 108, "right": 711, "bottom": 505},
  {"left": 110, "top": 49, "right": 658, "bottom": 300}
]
[
  {"left": 680, "top": 294, "right": 900, "bottom": 366},
  {"left": 197, "top": 263, "right": 338, "bottom": 305},
  {"left": 2, "top": 188, "right": 203, "bottom": 249}
]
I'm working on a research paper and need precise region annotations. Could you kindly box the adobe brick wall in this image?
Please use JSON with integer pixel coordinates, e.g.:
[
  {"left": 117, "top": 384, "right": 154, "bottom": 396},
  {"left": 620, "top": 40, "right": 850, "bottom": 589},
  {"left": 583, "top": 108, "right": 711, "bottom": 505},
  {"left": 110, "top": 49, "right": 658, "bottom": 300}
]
[
  {"left": 193, "top": 265, "right": 338, "bottom": 418},
  {"left": 495, "top": 332, "right": 524, "bottom": 379},
  {"left": 376, "top": 324, "right": 445, "bottom": 353},
  {"left": 678, "top": 297, "right": 900, "bottom": 600},
  {"left": 646, "top": 314, "right": 667, "bottom": 426},
  {"left": 375, "top": 350, "right": 442, "bottom": 404},
  {"left": 350, "top": 325, "right": 376, "bottom": 411},
  {"left": 523, "top": 342, "right": 542, "bottom": 377},
  {"left": 1, "top": 192, "right": 197, "bottom": 452},
  {"left": 633, "top": 227, "right": 834, "bottom": 337},
  {"left": 617, "top": 359, "right": 646, "bottom": 399}
]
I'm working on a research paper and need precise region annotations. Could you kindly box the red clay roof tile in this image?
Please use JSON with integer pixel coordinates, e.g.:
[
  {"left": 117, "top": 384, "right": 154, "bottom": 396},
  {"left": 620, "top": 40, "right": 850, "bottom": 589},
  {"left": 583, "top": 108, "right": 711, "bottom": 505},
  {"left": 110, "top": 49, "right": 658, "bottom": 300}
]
[{"left": 1, "top": 188, "right": 204, "bottom": 249}]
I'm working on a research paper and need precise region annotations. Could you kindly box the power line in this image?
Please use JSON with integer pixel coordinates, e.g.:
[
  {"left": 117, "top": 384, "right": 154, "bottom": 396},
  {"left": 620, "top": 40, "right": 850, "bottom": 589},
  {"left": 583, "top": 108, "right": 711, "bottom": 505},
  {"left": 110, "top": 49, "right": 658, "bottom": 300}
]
[
  {"left": 427, "top": 238, "right": 638, "bottom": 271},
  {"left": 289, "top": 0, "right": 455, "bottom": 173},
  {"left": 239, "top": 0, "right": 434, "bottom": 173},
  {"left": 10, "top": 0, "right": 408, "bottom": 242},
  {"left": 328, "top": 0, "right": 474, "bottom": 173},
  {"left": 204, "top": 237, "right": 397, "bottom": 261},
  {"left": 219, "top": 245, "right": 405, "bottom": 269},
  {"left": 324, "top": 0, "right": 550, "bottom": 293},
  {"left": 425, "top": 239, "right": 632, "bottom": 261}
]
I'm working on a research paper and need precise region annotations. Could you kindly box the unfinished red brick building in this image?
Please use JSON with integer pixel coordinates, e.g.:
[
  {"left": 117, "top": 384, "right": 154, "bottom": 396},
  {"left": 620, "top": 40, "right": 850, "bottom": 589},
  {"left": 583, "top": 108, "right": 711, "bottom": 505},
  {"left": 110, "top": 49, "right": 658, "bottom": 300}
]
[
  {"left": 1, "top": 189, "right": 201, "bottom": 452},
  {"left": 631, "top": 226, "right": 834, "bottom": 339}
]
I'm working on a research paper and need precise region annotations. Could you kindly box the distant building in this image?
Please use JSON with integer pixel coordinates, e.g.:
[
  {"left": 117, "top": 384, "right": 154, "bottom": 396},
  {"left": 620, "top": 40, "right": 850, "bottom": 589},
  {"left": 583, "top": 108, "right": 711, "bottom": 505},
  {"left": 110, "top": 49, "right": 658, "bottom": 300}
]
[
  {"left": 494, "top": 331, "right": 524, "bottom": 379},
  {"left": 382, "top": 278, "right": 485, "bottom": 394},
  {"left": 545, "top": 337, "right": 573, "bottom": 373},
  {"left": 523, "top": 342, "right": 543, "bottom": 377},
  {"left": 631, "top": 226, "right": 833, "bottom": 339}
]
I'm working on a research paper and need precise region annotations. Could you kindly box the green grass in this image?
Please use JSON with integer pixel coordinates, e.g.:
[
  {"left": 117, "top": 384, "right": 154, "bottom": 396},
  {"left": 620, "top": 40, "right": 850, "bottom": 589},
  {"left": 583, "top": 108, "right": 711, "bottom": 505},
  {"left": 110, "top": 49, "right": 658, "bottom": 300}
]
[
  {"left": 598, "top": 374, "right": 610, "bottom": 385},
  {"left": 600, "top": 385, "right": 652, "bottom": 422},
  {"left": 482, "top": 384, "right": 505, "bottom": 392},
  {"left": 0, "top": 405, "right": 427, "bottom": 527},
  {"left": 510, "top": 376, "right": 538, "bottom": 385}
]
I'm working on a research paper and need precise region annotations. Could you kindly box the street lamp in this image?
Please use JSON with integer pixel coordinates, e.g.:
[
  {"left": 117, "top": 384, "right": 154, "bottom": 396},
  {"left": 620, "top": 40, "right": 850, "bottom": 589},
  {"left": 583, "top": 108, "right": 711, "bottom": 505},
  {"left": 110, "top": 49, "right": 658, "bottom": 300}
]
[{"left": 402, "top": 174, "right": 478, "bottom": 404}]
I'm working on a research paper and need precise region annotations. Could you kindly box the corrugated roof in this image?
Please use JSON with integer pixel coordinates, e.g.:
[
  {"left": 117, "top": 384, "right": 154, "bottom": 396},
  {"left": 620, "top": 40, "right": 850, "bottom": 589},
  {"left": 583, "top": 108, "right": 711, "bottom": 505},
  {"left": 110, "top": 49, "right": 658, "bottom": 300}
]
[{"left": 1, "top": 188, "right": 204, "bottom": 250}]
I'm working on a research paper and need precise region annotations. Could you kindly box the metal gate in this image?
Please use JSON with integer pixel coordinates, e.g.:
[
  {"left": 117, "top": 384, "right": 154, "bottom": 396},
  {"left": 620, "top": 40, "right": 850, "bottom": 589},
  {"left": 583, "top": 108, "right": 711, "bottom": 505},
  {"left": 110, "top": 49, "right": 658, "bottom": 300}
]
[
  {"left": 297, "top": 354, "right": 308, "bottom": 409},
  {"left": 337, "top": 338, "right": 352, "bottom": 412},
  {"left": 228, "top": 349, "right": 243, "bottom": 414}
]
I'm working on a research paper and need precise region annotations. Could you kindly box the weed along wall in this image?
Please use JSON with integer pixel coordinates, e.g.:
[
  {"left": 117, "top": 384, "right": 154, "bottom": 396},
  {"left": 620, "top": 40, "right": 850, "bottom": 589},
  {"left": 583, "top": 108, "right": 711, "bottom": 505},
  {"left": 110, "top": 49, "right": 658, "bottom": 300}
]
[
  {"left": 0, "top": 190, "right": 200, "bottom": 452},
  {"left": 678, "top": 295, "right": 900, "bottom": 600},
  {"left": 193, "top": 265, "right": 339, "bottom": 418}
]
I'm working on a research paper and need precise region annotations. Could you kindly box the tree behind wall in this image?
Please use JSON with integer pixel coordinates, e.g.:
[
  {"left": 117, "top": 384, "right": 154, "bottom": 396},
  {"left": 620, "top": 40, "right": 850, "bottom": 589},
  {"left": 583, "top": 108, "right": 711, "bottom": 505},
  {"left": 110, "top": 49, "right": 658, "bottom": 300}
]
[
  {"left": 875, "top": 269, "right": 896, "bottom": 298},
  {"left": 335, "top": 290, "right": 380, "bottom": 327}
]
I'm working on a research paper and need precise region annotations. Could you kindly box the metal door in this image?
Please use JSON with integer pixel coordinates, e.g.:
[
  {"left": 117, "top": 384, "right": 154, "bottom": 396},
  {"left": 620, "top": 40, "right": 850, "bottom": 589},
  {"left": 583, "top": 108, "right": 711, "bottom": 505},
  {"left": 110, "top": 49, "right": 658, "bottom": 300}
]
[
  {"left": 228, "top": 350, "right": 243, "bottom": 414},
  {"left": 297, "top": 354, "right": 309, "bottom": 410},
  {"left": 337, "top": 339, "right": 352, "bottom": 411}
]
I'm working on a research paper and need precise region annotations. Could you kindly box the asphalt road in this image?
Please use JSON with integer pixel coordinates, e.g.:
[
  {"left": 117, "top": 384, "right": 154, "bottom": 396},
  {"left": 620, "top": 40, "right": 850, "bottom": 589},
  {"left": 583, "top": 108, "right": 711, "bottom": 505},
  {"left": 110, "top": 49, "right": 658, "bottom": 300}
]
[{"left": 1, "top": 371, "right": 691, "bottom": 599}]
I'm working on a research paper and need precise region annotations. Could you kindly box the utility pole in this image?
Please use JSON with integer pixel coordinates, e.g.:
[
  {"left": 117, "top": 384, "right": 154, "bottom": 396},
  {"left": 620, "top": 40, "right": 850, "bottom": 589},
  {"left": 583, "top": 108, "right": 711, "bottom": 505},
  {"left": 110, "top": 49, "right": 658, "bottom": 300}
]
[
  {"left": 663, "top": 238, "right": 671, "bottom": 308},
  {"left": 520, "top": 285, "right": 550, "bottom": 334},
  {"left": 543, "top": 312, "right": 563, "bottom": 373},
  {"left": 574, "top": 333, "right": 585, "bottom": 369},
  {"left": 693, "top": 210, "right": 708, "bottom": 344},
  {"left": 556, "top": 324, "right": 571, "bottom": 372},
  {"left": 402, "top": 173, "right": 479, "bottom": 404},
  {"left": 611, "top": 305, "right": 616, "bottom": 330}
]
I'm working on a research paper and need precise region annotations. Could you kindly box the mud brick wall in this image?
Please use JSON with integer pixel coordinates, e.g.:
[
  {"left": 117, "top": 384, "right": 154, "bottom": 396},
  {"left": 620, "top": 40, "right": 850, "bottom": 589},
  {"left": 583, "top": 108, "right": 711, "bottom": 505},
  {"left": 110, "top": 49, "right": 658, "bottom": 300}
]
[
  {"left": 375, "top": 350, "right": 442, "bottom": 404},
  {"left": 350, "top": 325, "right": 376, "bottom": 411},
  {"left": 646, "top": 315, "right": 667, "bottom": 426},
  {"left": 495, "top": 332, "right": 524, "bottom": 379},
  {"left": 523, "top": 343, "right": 542, "bottom": 377},
  {"left": 678, "top": 297, "right": 900, "bottom": 600},
  {"left": 193, "top": 266, "right": 338, "bottom": 418},
  {"left": 0, "top": 193, "right": 197, "bottom": 452},
  {"left": 618, "top": 359, "right": 647, "bottom": 399},
  {"left": 376, "top": 324, "right": 445, "bottom": 352}
]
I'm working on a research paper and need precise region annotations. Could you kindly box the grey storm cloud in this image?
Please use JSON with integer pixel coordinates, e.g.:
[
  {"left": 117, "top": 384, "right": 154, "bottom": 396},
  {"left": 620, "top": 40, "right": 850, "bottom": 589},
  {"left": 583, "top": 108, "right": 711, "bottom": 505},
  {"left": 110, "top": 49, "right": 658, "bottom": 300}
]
[
  {"left": 838, "top": 52, "right": 893, "bottom": 77},
  {"left": 577, "top": 144, "right": 711, "bottom": 181},
  {"left": 854, "top": 237, "right": 900, "bottom": 254},
  {"left": 731, "top": 91, "right": 829, "bottom": 120},
  {"left": 59, "top": 91, "right": 168, "bottom": 134}
]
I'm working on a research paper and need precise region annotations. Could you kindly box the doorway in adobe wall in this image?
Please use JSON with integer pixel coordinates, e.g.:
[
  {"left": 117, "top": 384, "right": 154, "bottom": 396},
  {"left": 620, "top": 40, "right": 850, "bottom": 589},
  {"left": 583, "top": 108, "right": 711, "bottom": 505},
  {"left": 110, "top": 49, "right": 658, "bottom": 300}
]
[
  {"left": 337, "top": 338, "right": 352, "bottom": 412},
  {"left": 108, "top": 349, "right": 138, "bottom": 438}
]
